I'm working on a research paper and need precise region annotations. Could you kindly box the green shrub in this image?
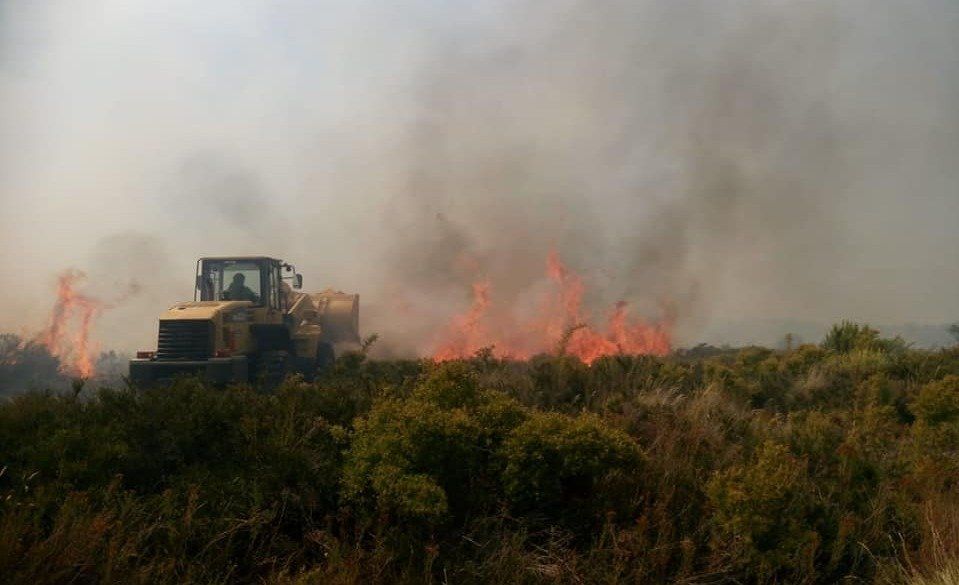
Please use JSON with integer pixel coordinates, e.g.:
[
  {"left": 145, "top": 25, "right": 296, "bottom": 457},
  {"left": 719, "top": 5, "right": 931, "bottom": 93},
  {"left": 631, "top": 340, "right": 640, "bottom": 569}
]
[
  {"left": 908, "top": 376, "right": 959, "bottom": 489},
  {"left": 501, "top": 411, "right": 642, "bottom": 529},
  {"left": 343, "top": 363, "right": 528, "bottom": 526},
  {"left": 3, "top": 340, "right": 959, "bottom": 583},
  {"left": 822, "top": 321, "right": 907, "bottom": 356},
  {"left": 707, "top": 441, "right": 819, "bottom": 580},
  {"left": 913, "top": 375, "right": 959, "bottom": 425}
]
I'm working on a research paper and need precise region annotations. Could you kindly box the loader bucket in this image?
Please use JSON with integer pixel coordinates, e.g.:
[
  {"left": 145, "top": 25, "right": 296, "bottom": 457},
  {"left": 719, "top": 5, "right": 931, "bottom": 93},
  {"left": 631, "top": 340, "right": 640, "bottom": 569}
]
[{"left": 310, "top": 289, "right": 360, "bottom": 345}]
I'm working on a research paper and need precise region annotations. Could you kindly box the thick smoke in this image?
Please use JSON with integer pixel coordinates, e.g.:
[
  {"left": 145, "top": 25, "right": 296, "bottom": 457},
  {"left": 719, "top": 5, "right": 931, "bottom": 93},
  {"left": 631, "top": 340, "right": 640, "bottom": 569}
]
[{"left": 1, "top": 0, "right": 957, "bottom": 357}]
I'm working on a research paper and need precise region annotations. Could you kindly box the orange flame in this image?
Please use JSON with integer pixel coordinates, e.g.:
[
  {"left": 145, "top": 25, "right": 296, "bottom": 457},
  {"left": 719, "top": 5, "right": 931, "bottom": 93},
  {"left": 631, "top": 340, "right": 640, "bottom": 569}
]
[
  {"left": 433, "top": 280, "right": 492, "bottom": 361},
  {"left": 433, "top": 252, "right": 672, "bottom": 363},
  {"left": 38, "top": 270, "right": 104, "bottom": 378}
]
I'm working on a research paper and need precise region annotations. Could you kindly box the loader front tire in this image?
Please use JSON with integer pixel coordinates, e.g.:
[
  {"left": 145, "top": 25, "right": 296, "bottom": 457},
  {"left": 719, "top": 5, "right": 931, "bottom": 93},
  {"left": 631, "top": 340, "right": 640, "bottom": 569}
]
[
  {"left": 255, "top": 350, "right": 290, "bottom": 390},
  {"left": 316, "top": 342, "right": 335, "bottom": 375}
]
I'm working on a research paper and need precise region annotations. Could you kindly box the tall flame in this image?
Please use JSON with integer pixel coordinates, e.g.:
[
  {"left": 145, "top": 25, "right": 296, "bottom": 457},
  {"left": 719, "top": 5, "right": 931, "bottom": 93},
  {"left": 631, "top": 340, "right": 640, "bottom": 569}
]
[
  {"left": 39, "top": 270, "right": 104, "bottom": 378},
  {"left": 433, "top": 252, "right": 672, "bottom": 363},
  {"left": 433, "top": 280, "right": 491, "bottom": 361}
]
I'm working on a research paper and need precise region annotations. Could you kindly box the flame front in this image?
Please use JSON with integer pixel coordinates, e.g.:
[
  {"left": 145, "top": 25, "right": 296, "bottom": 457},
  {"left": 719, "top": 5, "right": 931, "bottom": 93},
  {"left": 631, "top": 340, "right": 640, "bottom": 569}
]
[
  {"left": 39, "top": 270, "right": 104, "bottom": 378},
  {"left": 433, "top": 252, "right": 672, "bottom": 363},
  {"left": 433, "top": 280, "right": 492, "bottom": 361}
]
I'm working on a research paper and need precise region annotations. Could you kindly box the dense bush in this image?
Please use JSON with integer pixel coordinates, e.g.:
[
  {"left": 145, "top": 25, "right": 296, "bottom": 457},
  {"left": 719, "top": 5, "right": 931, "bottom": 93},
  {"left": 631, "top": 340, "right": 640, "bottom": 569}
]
[
  {"left": 343, "top": 363, "right": 523, "bottom": 525},
  {"left": 1, "top": 324, "right": 958, "bottom": 583},
  {"left": 501, "top": 412, "right": 641, "bottom": 528}
]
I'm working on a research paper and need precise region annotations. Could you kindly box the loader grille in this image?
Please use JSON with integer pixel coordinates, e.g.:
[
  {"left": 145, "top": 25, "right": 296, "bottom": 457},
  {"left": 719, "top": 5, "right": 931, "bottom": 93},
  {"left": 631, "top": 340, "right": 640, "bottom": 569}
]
[{"left": 156, "top": 320, "right": 213, "bottom": 360}]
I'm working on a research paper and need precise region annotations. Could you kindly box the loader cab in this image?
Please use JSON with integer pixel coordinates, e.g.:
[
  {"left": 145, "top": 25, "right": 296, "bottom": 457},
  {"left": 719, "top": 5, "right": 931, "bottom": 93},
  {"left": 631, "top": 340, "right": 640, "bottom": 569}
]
[{"left": 195, "top": 256, "right": 301, "bottom": 311}]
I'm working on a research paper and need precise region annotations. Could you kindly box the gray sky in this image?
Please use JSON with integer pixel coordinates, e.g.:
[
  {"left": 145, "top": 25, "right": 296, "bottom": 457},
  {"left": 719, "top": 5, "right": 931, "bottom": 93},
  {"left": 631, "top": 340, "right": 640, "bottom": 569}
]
[{"left": 1, "top": 0, "right": 957, "bottom": 355}]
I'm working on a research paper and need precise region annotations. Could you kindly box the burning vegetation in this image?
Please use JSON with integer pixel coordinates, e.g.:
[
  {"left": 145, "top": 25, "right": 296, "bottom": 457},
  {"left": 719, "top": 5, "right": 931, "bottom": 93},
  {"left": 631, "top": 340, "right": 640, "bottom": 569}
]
[
  {"left": 38, "top": 270, "right": 104, "bottom": 378},
  {"left": 433, "top": 251, "right": 672, "bottom": 363},
  {"left": 23, "top": 251, "right": 672, "bottom": 383},
  {"left": 0, "top": 270, "right": 137, "bottom": 389}
]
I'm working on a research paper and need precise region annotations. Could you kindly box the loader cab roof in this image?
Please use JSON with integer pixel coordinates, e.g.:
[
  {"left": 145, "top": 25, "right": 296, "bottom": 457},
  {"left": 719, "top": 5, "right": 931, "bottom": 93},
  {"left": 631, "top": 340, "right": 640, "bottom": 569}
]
[{"left": 199, "top": 256, "right": 281, "bottom": 263}]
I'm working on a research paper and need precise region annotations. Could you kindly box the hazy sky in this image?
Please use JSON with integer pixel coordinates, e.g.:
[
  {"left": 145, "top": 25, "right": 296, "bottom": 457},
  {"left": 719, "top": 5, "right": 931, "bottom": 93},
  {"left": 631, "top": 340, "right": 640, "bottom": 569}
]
[{"left": 1, "top": 0, "right": 957, "bottom": 354}]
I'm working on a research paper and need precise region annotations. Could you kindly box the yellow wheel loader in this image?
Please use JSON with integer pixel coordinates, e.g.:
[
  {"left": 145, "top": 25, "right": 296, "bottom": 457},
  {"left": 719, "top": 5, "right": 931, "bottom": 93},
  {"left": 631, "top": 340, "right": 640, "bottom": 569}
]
[{"left": 129, "top": 256, "right": 359, "bottom": 387}]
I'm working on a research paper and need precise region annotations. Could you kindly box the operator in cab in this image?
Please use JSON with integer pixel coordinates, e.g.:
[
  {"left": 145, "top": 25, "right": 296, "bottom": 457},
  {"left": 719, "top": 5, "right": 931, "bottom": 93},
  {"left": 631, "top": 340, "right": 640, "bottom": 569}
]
[{"left": 223, "top": 273, "right": 258, "bottom": 302}]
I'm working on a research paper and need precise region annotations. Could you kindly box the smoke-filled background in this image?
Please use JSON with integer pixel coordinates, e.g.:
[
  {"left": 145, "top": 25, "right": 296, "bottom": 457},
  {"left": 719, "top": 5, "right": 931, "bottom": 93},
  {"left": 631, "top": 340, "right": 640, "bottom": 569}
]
[{"left": 1, "top": 0, "right": 958, "bottom": 357}]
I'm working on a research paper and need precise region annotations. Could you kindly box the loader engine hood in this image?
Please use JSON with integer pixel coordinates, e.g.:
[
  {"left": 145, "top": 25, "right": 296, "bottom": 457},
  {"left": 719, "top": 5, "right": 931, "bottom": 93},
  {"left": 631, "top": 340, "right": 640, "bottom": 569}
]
[{"left": 160, "top": 300, "right": 253, "bottom": 321}]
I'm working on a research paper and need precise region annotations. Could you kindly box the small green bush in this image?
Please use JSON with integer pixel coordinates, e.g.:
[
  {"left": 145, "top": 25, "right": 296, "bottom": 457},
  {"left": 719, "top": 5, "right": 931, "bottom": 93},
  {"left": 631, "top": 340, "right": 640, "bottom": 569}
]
[
  {"left": 343, "top": 363, "right": 528, "bottom": 526},
  {"left": 913, "top": 375, "right": 959, "bottom": 425},
  {"left": 908, "top": 376, "right": 959, "bottom": 489},
  {"left": 707, "top": 441, "right": 819, "bottom": 580},
  {"left": 502, "top": 411, "right": 642, "bottom": 529}
]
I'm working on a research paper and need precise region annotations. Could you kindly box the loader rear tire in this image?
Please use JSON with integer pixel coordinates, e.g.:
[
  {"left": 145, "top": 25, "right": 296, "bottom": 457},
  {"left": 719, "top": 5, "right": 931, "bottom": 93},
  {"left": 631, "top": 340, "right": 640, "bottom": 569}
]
[{"left": 255, "top": 350, "right": 290, "bottom": 390}]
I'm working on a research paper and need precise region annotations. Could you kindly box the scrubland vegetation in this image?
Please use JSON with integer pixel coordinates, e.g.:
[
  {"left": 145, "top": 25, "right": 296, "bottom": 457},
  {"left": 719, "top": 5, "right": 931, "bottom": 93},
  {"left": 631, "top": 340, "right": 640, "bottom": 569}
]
[{"left": 1, "top": 322, "right": 958, "bottom": 584}]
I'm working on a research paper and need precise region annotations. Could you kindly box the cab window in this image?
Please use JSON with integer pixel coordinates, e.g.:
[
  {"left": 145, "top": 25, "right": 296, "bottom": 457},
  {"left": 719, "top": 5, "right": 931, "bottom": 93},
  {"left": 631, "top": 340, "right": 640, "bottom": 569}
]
[
  {"left": 200, "top": 260, "right": 263, "bottom": 305},
  {"left": 269, "top": 264, "right": 280, "bottom": 309}
]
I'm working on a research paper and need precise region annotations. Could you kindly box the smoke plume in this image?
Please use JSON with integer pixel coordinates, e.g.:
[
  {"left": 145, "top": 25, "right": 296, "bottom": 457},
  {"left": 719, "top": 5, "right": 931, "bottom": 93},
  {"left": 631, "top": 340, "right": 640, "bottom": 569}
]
[{"left": 1, "top": 0, "right": 957, "bottom": 358}]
